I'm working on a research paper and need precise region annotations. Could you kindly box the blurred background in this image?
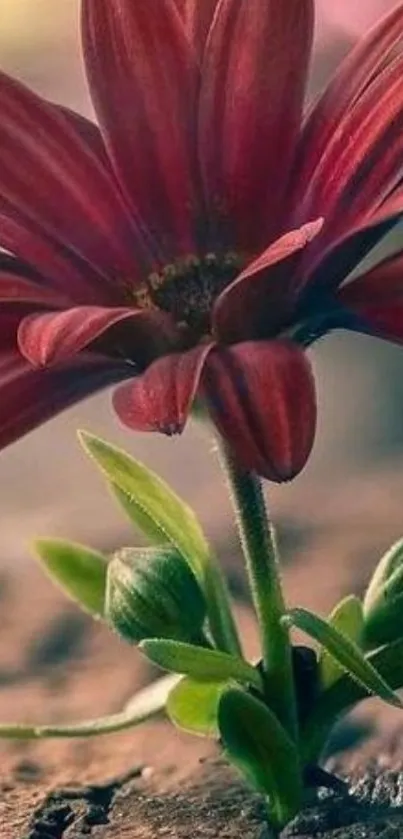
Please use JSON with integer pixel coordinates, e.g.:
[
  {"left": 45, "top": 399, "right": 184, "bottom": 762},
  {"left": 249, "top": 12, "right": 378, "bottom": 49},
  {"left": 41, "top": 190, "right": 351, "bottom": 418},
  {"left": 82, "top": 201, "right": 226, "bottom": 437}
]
[{"left": 0, "top": 0, "right": 403, "bottom": 783}]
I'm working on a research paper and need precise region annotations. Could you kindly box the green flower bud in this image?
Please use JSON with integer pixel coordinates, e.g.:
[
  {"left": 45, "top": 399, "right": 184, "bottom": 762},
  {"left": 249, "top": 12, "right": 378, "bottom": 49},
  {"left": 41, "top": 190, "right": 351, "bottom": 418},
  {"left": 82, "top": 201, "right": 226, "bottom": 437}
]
[{"left": 105, "top": 546, "right": 206, "bottom": 645}]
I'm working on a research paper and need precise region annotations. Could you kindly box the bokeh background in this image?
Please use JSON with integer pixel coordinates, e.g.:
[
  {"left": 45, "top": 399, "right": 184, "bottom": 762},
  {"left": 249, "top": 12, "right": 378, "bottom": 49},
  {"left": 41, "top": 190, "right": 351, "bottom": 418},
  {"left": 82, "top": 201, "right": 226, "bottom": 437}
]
[{"left": 1, "top": 1, "right": 403, "bottom": 795}]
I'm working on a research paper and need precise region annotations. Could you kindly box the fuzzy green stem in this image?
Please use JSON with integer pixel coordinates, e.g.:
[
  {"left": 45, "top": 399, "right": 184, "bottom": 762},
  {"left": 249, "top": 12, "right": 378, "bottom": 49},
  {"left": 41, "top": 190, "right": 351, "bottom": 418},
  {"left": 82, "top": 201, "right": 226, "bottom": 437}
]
[
  {"left": 0, "top": 674, "right": 179, "bottom": 739},
  {"left": 220, "top": 446, "right": 297, "bottom": 739}
]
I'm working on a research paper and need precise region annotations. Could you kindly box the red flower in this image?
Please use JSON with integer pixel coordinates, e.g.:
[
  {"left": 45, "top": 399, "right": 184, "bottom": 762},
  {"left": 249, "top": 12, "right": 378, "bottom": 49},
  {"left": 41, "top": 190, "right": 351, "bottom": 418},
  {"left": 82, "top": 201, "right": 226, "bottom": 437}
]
[{"left": 1, "top": 0, "right": 403, "bottom": 481}]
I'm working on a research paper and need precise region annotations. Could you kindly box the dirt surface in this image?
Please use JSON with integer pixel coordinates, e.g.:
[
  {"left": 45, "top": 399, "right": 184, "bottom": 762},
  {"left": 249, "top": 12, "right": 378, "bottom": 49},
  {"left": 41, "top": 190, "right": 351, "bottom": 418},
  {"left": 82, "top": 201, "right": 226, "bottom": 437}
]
[{"left": 3, "top": 477, "right": 403, "bottom": 838}]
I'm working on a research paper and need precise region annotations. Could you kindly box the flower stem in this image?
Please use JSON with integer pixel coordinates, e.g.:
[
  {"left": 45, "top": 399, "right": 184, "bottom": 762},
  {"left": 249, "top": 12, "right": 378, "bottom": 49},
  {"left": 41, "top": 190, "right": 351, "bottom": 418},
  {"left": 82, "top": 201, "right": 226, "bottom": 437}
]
[{"left": 220, "top": 445, "right": 297, "bottom": 739}]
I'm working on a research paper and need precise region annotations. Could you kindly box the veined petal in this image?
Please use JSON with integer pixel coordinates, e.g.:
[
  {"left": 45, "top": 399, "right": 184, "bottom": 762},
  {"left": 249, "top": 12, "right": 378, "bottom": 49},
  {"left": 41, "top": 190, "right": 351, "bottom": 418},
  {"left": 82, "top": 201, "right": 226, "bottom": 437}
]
[
  {"left": 82, "top": 0, "right": 201, "bottom": 258},
  {"left": 55, "top": 105, "right": 109, "bottom": 164},
  {"left": 113, "top": 344, "right": 213, "bottom": 435},
  {"left": 0, "top": 348, "right": 131, "bottom": 452},
  {"left": 0, "top": 211, "right": 116, "bottom": 304},
  {"left": 17, "top": 305, "right": 170, "bottom": 368},
  {"left": 0, "top": 70, "right": 151, "bottom": 277},
  {"left": 294, "top": 55, "right": 403, "bottom": 247},
  {"left": 199, "top": 0, "right": 314, "bottom": 251},
  {"left": 213, "top": 220, "right": 323, "bottom": 343},
  {"left": 180, "top": 0, "right": 219, "bottom": 57},
  {"left": 338, "top": 254, "right": 403, "bottom": 345},
  {"left": 298, "top": 186, "right": 403, "bottom": 300},
  {"left": 290, "top": 3, "right": 403, "bottom": 214},
  {"left": 202, "top": 341, "right": 316, "bottom": 482},
  {"left": 0, "top": 272, "right": 69, "bottom": 308}
]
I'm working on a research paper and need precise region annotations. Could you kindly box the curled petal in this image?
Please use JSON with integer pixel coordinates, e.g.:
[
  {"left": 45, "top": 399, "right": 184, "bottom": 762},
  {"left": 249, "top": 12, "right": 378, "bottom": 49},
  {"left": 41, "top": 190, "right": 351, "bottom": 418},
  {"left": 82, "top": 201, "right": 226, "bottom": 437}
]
[
  {"left": 202, "top": 341, "right": 316, "bottom": 482},
  {"left": 0, "top": 349, "right": 131, "bottom": 452},
  {"left": 213, "top": 220, "right": 323, "bottom": 342},
  {"left": 338, "top": 254, "right": 403, "bottom": 345},
  {"left": 199, "top": 0, "right": 314, "bottom": 250},
  {"left": 298, "top": 186, "right": 403, "bottom": 300},
  {"left": 113, "top": 344, "right": 213, "bottom": 435},
  {"left": 17, "top": 306, "right": 177, "bottom": 368}
]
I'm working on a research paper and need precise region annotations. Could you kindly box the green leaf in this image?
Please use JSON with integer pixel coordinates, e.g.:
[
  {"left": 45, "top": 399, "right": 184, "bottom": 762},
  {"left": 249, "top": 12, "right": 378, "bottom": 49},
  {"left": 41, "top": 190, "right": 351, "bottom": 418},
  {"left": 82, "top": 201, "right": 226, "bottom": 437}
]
[
  {"left": 319, "top": 596, "right": 364, "bottom": 688},
  {"left": 283, "top": 608, "right": 402, "bottom": 708},
  {"left": 301, "top": 639, "right": 403, "bottom": 765},
  {"left": 0, "top": 674, "right": 178, "bottom": 739},
  {"left": 110, "top": 484, "right": 165, "bottom": 545},
  {"left": 78, "top": 431, "right": 210, "bottom": 584},
  {"left": 167, "top": 677, "right": 227, "bottom": 737},
  {"left": 34, "top": 539, "right": 107, "bottom": 617},
  {"left": 364, "top": 539, "right": 403, "bottom": 615},
  {"left": 140, "top": 639, "right": 262, "bottom": 691},
  {"left": 79, "top": 432, "right": 241, "bottom": 658},
  {"left": 218, "top": 688, "right": 302, "bottom": 829},
  {"left": 363, "top": 540, "right": 403, "bottom": 648},
  {"left": 364, "top": 592, "right": 403, "bottom": 649}
]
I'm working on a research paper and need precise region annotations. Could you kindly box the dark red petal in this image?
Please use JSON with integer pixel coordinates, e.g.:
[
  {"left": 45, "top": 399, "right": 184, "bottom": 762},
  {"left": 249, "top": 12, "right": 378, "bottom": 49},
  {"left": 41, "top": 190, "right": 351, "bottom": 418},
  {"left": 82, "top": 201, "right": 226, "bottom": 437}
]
[
  {"left": 298, "top": 187, "right": 403, "bottom": 299},
  {"left": 293, "top": 54, "right": 403, "bottom": 251},
  {"left": 290, "top": 3, "right": 403, "bottom": 215},
  {"left": 199, "top": 0, "right": 314, "bottom": 251},
  {"left": 0, "top": 272, "right": 69, "bottom": 308},
  {"left": 82, "top": 0, "right": 201, "bottom": 259},
  {"left": 113, "top": 344, "right": 213, "bottom": 435},
  {"left": 213, "top": 220, "right": 323, "bottom": 343},
  {"left": 0, "top": 70, "right": 152, "bottom": 277},
  {"left": 337, "top": 254, "right": 403, "bottom": 345},
  {"left": 0, "top": 348, "right": 130, "bottom": 452},
  {"left": 181, "top": 0, "right": 220, "bottom": 57},
  {"left": 17, "top": 306, "right": 169, "bottom": 367},
  {"left": 54, "top": 105, "right": 109, "bottom": 164},
  {"left": 202, "top": 341, "right": 316, "bottom": 482},
  {"left": 0, "top": 210, "right": 117, "bottom": 304}
]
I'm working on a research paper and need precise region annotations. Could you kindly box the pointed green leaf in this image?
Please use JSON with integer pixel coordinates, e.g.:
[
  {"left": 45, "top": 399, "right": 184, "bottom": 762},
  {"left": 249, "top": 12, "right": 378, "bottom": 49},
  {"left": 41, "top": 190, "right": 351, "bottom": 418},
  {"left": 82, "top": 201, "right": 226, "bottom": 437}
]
[
  {"left": 218, "top": 688, "right": 302, "bottom": 828},
  {"left": 110, "top": 484, "right": 165, "bottom": 545},
  {"left": 34, "top": 539, "right": 107, "bottom": 617},
  {"left": 363, "top": 540, "right": 403, "bottom": 648},
  {"left": 0, "top": 674, "right": 178, "bottom": 739},
  {"left": 283, "top": 608, "right": 402, "bottom": 708},
  {"left": 78, "top": 432, "right": 210, "bottom": 584},
  {"left": 78, "top": 432, "right": 241, "bottom": 658},
  {"left": 140, "top": 639, "right": 262, "bottom": 691},
  {"left": 167, "top": 677, "right": 227, "bottom": 737},
  {"left": 301, "top": 639, "right": 403, "bottom": 765},
  {"left": 364, "top": 539, "right": 403, "bottom": 615},
  {"left": 319, "top": 596, "right": 364, "bottom": 688}
]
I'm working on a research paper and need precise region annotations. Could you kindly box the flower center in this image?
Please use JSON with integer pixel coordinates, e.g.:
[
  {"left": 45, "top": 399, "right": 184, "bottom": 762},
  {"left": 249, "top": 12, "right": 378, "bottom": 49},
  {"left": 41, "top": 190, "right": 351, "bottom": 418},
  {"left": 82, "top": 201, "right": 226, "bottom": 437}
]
[{"left": 132, "top": 252, "right": 242, "bottom": 334}]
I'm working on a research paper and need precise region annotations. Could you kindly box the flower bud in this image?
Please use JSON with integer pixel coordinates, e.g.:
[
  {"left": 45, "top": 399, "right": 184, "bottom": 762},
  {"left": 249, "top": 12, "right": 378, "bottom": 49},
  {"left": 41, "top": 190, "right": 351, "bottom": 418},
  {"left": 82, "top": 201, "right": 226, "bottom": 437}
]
[{"left": 105, "top": 546, "right": 206, "bottom": 644}]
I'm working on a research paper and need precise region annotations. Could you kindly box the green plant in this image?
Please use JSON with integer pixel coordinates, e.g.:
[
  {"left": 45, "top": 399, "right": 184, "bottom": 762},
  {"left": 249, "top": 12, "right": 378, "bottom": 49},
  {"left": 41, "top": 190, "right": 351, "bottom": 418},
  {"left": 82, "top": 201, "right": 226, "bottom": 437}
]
[{"left": 3, "top": 430, "right": 403, "bottom": 834}]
